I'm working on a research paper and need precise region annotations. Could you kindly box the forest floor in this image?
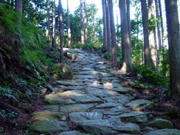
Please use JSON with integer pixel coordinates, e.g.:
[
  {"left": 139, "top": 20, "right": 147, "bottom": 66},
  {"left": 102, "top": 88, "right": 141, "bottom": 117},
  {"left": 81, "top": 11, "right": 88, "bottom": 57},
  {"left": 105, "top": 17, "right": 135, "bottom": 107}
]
[{"left": 1, "top": 48, "right": 180, "bottom": 135}]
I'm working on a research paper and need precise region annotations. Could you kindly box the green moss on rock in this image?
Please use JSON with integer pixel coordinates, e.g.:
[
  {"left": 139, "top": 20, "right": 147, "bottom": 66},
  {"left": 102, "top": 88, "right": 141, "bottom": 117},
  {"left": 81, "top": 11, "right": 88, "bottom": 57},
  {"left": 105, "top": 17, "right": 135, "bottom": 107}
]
[{"left": 53, "top": 63, "right": 73, "bottom": 79}]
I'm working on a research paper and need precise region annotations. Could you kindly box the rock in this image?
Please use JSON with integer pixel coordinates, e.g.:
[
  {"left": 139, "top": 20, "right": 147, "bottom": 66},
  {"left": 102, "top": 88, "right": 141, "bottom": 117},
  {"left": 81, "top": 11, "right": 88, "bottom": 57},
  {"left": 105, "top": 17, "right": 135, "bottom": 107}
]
[
  {"left": 31, "top": 111, "right": 63, "bottom": 121},
  {"left": 69, "top": 112, "right": 103, "bottom": 123},
  {"left": 79, "top": 71, "right": 99, "bottom": 75},
  {"left": 53, "top": 63, "right": 73, "bottom": 79},
  {"left": 103, "top": 95, "right": 132, "bottom": 104},
  {"left": 56, "top": 80, "right": 84, "bottom": 86},
  {"left": 30, "top": 120, "right": 68, "bottom": 133},
  {"left": 45, "top": 93, "right": 76, "bottom": 104},
  {"left": 79, "top": 119, "right": 141, "bottom": 135},
  {"left": 144, "top": 127, "right": 154, "bottom": 131},
  {"left": 60, "top": 104, "right": 96, "bottom": 112},
  {"left": 44, "top": 105, "right": 59, "bottom": 111},
  {"left": 118, "top": 112, "right": 148, "bottom": 123},
  {"left": 64, "top": 51, "right": 76, "bottom": 60},
  {"left": 95, "top": 103, "right": 121, "bottom": 109},
  {"left": 108, "top": 106, "right": 130, "bottom": 115},
  {"left": 54, "top": 90, "right": 85, "bottom": 97},
  {"left": 126, "top": 99, "right": 152, "bottom": 110},
  {"left": 111, "top": 87, "right": 134, "bottom": 93},
  {"left": 72, "top": 95, "right": 102, "bottom": 103},
  {"left": 87, "top": 88, "right": 120, "bottom": 97},
  {"left": 147, "top": 118, "right": 174, "bottom": 129},
  {"left": 59, "top": 131, "right": 90, "bottom": 135},
  {"left": 145, "top": 129, "right": 180, "bottom": 135},
  {"left": 74, "top": 75, "right": 97, "bottom": 79}
]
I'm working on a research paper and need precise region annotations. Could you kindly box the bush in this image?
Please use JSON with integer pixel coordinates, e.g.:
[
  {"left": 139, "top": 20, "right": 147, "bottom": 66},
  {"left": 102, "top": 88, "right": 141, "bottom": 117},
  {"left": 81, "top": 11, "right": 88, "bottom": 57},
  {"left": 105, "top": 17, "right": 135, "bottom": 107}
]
[{"left": 132, "top": 64, "right": 169, "bottom": 87}]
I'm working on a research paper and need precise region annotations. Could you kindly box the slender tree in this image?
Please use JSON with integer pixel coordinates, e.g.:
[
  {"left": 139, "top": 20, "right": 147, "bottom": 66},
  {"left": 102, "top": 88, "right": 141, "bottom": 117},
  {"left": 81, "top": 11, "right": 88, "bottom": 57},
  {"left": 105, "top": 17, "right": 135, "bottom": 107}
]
[
  {"left": 102, "top": 0, "right": 108, "bottom": 51},
  {"left": 119, "top": 0, "right": 132, "bottom": 73},
  {"left": 84, "top": 0, "right": 87, "bottom": 45},
  {"left": 67, "top": 0, "right": 71, "bottom": 47},
  {"left": 158, "top": 0, "right": 164, "bottom": 47},
  {"left": 165, "top": 0, "right": 180, "bottom": 99},
  {"left": 155, "top": 0, "right": 162, "bottom": 49},
  {"left": 59, "top": 0, "right": 63, "bottom": 63},
  {"left": 109, "top": 0, "right": 117, "bottom": 63},
  {"left": 52, "top": 0, "right": 56, "bottom": 48},
  {"left": 80, "top": 0, "right": 84, "bottom": 44},
  {"left": 15, "top": 0, "right": 22, "bottom": 13},
  {"left": 106, "top": 0, "right": 111, "bottom": 53},
  {"left": 148, "top": 0, "right": 157, "bottom": 70},
  {"left": 126, "top": 0, "right": 131, "bottom": 41},
  {"left": 141, "top": 0, "right": 151, "bottom": 67},
  {"left": 46, "top": 0, "right": 50, "bottom": 39}
]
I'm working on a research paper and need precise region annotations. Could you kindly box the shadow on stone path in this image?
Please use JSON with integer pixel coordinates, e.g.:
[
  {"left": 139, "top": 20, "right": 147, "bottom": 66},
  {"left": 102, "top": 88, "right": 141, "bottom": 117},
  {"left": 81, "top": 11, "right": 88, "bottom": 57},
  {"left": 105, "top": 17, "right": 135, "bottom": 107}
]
[{"left": 30, "top": 49, "right": 180, "bottom": 135}]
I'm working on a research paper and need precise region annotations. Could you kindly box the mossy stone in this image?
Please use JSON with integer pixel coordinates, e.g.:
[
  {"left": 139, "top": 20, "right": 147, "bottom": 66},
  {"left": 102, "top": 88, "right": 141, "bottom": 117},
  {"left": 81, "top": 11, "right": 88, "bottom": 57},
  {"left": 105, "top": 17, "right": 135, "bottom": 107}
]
[{"left": 53, "top": 63, "right": 73, "bottom": 79}]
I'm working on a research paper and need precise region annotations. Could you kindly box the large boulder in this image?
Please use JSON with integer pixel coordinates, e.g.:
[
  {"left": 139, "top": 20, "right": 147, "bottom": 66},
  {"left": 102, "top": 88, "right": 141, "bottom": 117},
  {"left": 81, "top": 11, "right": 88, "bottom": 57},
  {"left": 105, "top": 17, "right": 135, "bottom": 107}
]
[
  {"left": 64, "top": 51, "right": 76, "bottom": 60},
  {"left": 53, "top": 63, "right": 73, "bottom": 79},
  {"left": 147, "top": 118, "right": 174, "bottom": 129}
]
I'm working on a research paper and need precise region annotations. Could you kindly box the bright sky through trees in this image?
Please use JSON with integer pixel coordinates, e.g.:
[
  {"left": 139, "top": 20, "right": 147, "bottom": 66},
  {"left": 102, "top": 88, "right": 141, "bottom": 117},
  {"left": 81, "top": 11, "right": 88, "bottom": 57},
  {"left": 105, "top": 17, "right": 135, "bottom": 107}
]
[{"left": 60, "top": 0, "right": 102, "bottom": 17}]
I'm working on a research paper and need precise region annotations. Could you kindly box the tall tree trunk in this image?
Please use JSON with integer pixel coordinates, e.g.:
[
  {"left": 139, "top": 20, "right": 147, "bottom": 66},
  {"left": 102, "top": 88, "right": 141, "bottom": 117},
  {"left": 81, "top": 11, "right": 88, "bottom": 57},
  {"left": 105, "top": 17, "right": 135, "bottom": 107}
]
[
  {"left": 119, "top": 0, "right": 132, "bottom": 73},
  {"left": 84, "top": 0, "right": 87, "bottom": 45},
  {"left": 15, "top": 0, "right": 22, "bottom": 13},
  {"left": 126, "top": 0, "right": 131, "bottom": 41},
  {"left": 109, "top": 0, "right": 117, "bottom": 63},
  {"left": 116, "top": 0, "right": 120, "bottom": 47},
  {"left": 148, "top": 0, "right": 157, "bottom": 70},
  {"left": 92, "top": 16, "right": 96, "bottom": 41},
  {"left": 46, "top": 0, "right": 50, "bottom": 39},
  {"left": 155, "top": 0, "right": 162, "bottom": 49},
  {"left": 106, "top": 0, "right": 111, "bottom": 53},
  {"left": 59, "top": 0, "right": 63, "bottom": 63},
  {"left": 52, "top": 0, "right": 56, "bottom": 48},
  {"left": 67, "top": 0, "right": 71, "bottom": 47},
  {"left": 80, "top": 0, "right": 84, "bottom": 44},
  {"left": 158, "top": 0, "right": 164, "bottom": 47},
  {"left": 141, "top": 0, "right": 151, "bottom": 67},
  {"left": 102, "top": 0, "right": 108, "bottom": 51},
  {"left": 165, "top": 0, "right": 180, "bottom": 99}
]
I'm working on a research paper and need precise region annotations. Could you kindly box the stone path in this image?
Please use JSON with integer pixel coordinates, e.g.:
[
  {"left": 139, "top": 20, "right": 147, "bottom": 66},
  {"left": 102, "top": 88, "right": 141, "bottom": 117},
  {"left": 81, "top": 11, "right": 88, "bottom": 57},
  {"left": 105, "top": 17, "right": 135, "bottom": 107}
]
[{"left": 30, "top": 49, "right": 180, "bottom": 135}]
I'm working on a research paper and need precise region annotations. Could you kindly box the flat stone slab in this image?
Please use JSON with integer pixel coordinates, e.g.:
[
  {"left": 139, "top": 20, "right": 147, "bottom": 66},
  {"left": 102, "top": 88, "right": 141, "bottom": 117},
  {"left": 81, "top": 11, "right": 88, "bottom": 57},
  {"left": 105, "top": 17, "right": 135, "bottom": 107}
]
[
  {"left": 45, "top": 92, "right": 77, "bottom": 104},
  {"left": 31, "top": 111, "right": 63, "bottom": 121},
  {"left": 111, "top": 87, "right": 134, "bottom": 93},
  {"left": 59, "top": 131, "right": 90, "bottom": 135},
  {"left": 74, "top": 75, "right": 97, "bottom": 79},
  {"left": 87, "top": 89, "right": 120, "bottom": 97},
  {"left": 145, "top": 129, "right": 180, "bottom": 135},
  {"left": 82, "top": 67, "right": 94, "bottom": 71},
  {"left": 72, "top": 95, "right": 102, "bottom": 103},
  {"left": 56, "top": 81, "right": 84, "bottom": 86},
  {"left": 118, "top": 112, "right": 148, "bottom": 123},
  {"left": 95, "top": 103, "right": 121, "bottom": 109},
  {"left": 99, "top": 72, "right": 112, "bottom": 77},
  {"left": 30, "top": 120, "right": 68, "bottom": 133},
  {"left": 79, "top": 71, "right": 99, "bottom": 75},
  {"left": 108, "top": 106, "right": 131, "bottom": 115},
  {"left": 69, "top": 112, "right": 103, "bottom": 123},
  {"left": 60, "top": 104, "right": 96, "bottom": 112},
  {"left": 103, "top": 95, "right": 132, "bottom": 104},
  {"left": 88, "top": 84, "right": 109, "bottom": 89},
  {"left": 103, "top": 82, "right": 123, "bottom": 89},
  {"left": 79, "top": 119, "right": 141, "bottom": 135},
  {"left": 55, "top": 90, "right": 85, "bottom": 97},
  {"left": 126, "top": 99, "right": 152, "bottom": 110},
  {"left": 147, "top": 118, "right": 174, "bottom": 129}
]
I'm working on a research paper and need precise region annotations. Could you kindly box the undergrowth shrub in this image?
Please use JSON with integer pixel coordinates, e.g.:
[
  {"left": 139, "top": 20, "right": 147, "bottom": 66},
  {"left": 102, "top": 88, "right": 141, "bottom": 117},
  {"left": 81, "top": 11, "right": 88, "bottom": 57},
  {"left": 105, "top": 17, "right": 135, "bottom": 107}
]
[
  {"left": 132, "top": 64, "right": 169, "bottom": 88},
  {"left": 0, "top": 4, "right": 51, "bottom": 100}
]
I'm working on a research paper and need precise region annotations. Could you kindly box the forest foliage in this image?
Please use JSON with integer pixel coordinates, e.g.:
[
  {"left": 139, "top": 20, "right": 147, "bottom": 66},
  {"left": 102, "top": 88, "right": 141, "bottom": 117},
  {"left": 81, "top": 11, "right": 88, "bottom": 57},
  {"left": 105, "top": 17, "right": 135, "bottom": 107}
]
[{"left": 0, "top": 4, "right": 51, "bottom": 102}]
